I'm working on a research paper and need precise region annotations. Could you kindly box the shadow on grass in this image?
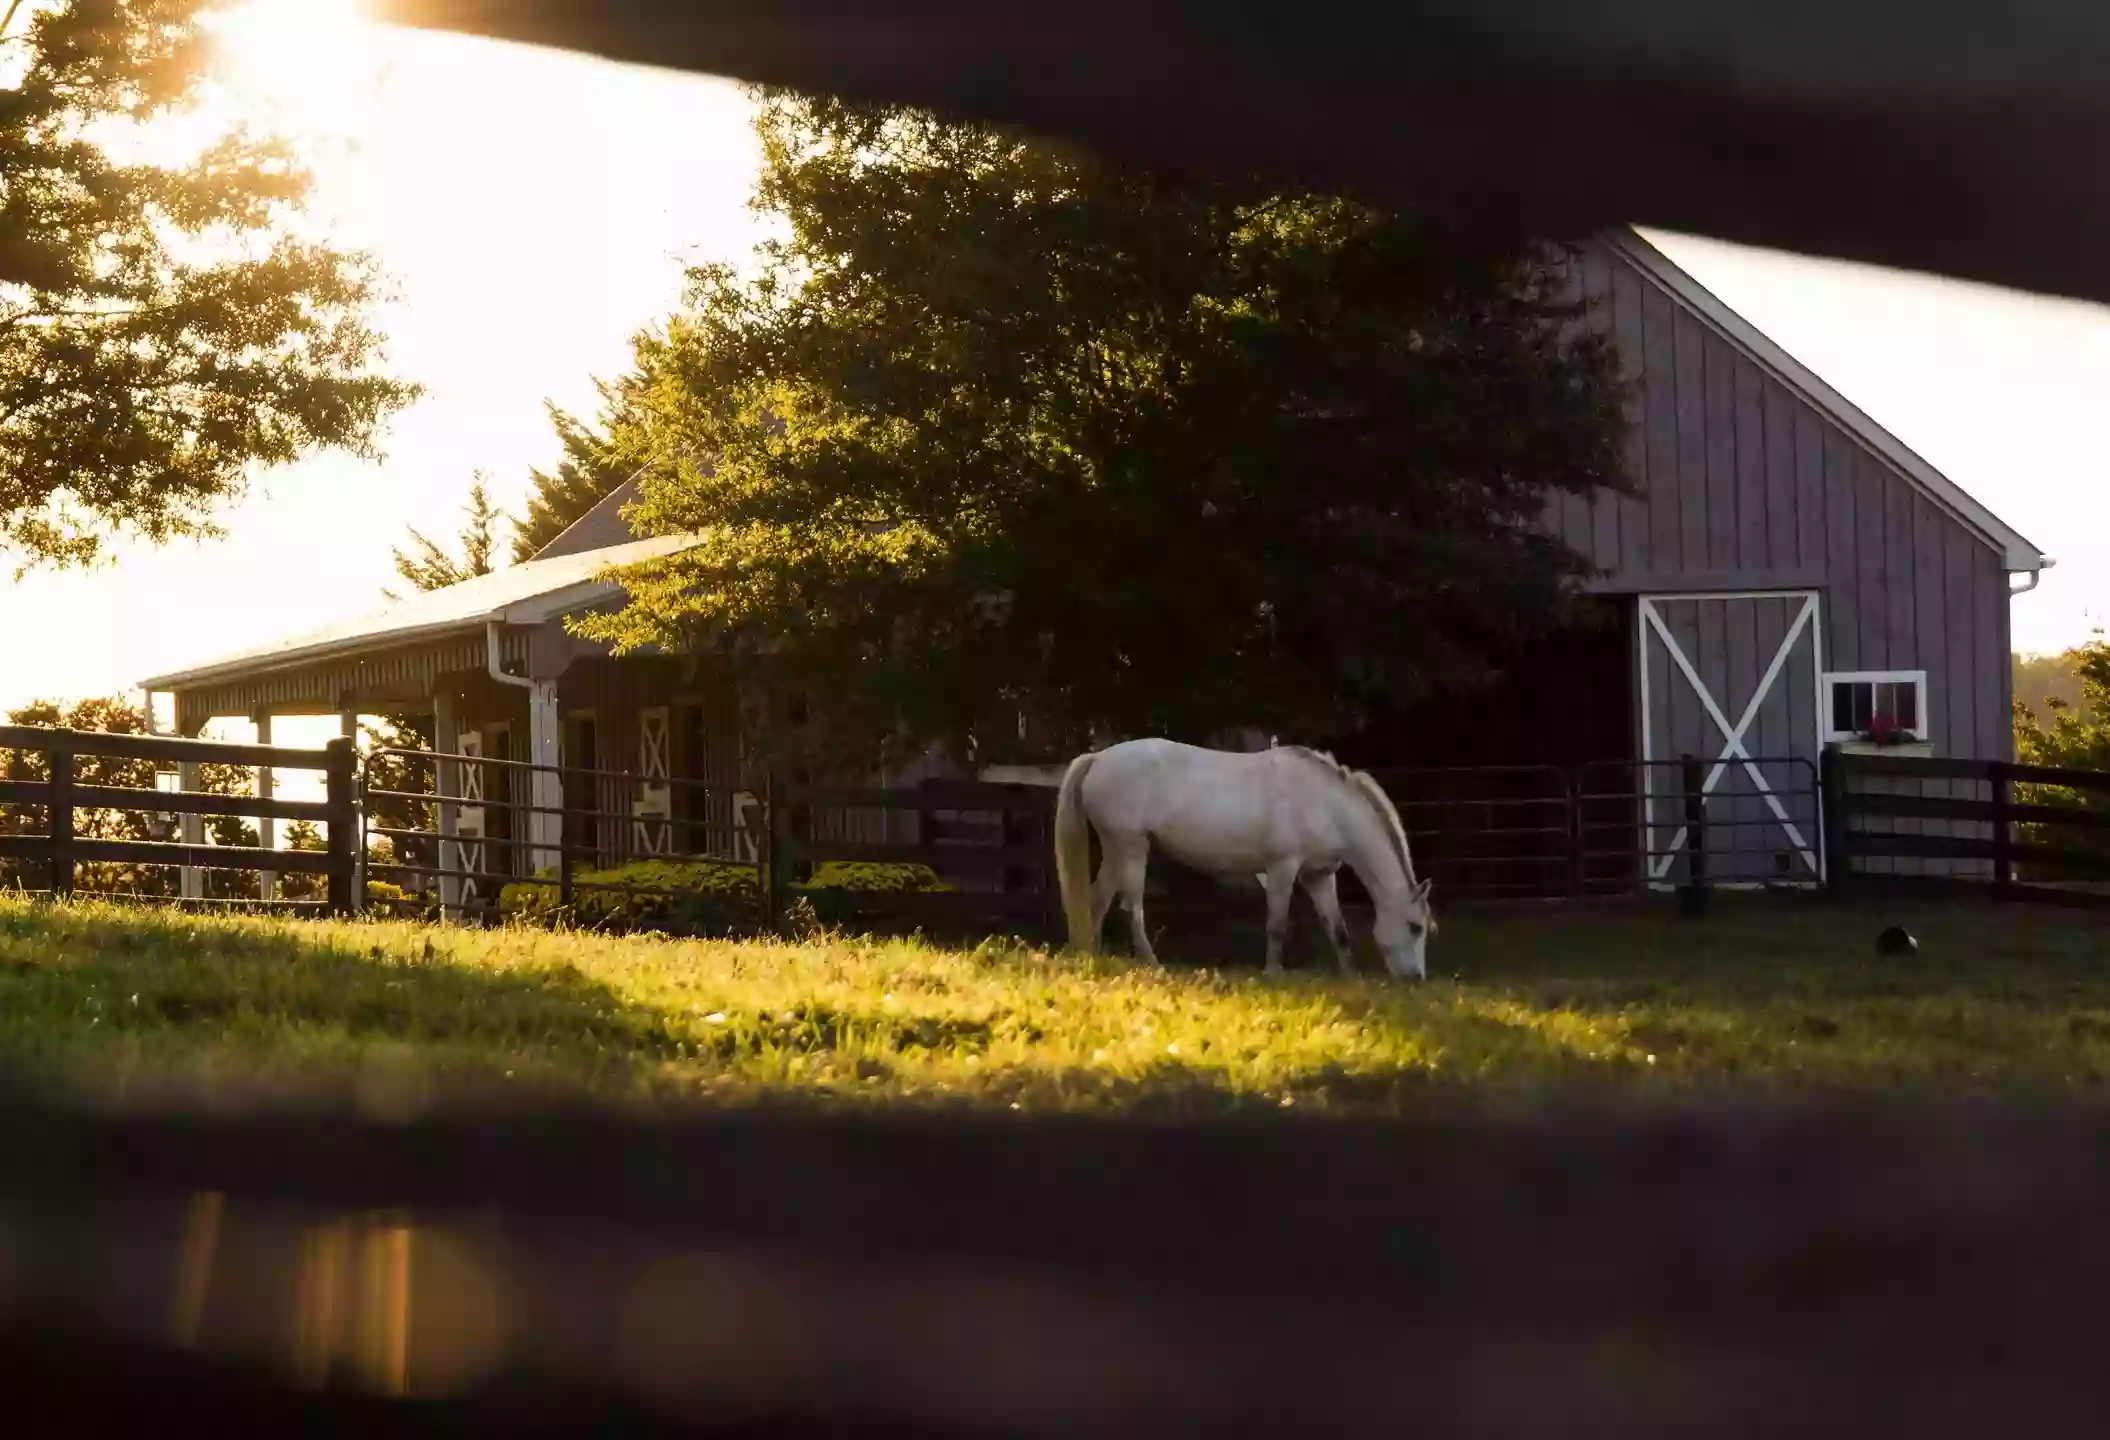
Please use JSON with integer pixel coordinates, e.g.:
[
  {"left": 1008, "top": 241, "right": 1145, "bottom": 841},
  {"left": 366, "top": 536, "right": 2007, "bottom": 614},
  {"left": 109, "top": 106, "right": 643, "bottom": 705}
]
[{"left": 0, "top": 906, "right": 670, "bottom": 1086}]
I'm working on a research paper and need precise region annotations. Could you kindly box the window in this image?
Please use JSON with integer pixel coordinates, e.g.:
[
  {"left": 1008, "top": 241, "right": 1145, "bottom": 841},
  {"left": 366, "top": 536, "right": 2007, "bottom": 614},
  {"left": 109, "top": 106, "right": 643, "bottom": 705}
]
[{"left": 1823, "top": 670, "right": 1928, "bottom": 743}]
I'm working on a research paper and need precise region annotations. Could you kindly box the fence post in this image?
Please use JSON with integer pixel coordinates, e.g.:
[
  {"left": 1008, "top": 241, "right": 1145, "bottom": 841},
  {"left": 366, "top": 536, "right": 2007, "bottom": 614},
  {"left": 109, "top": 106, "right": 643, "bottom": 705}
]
[
  {"left": 1991, "top": 760, "right": 2015, "bottom": 900},
  {"left": 1819, "top": 744, "right": 1849, "bottom": 900},
  {"left": 1679, "top": 753, "right": 1708, "bottom": 917},
  {"left": 1565, "top": 770, "right": 1585, "bottom": 900},
  {"left": 760, "top": 771, "right": 782, "bottom": 931},
  {"left": 1041, "top": 793, "right": 1063, "bottom": 939},
  {"left": 47, "top": 735, "right": 74, "bottom": 900},
  {"left": 325, "top": 738, "right": 359, "bottom": 917}
]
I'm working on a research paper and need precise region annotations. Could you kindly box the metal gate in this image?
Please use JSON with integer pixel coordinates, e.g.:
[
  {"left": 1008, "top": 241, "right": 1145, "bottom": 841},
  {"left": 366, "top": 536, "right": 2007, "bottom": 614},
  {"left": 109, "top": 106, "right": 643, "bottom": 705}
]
[{"left": 1637, "top": 591, "right": 1826, "bottom": 887}]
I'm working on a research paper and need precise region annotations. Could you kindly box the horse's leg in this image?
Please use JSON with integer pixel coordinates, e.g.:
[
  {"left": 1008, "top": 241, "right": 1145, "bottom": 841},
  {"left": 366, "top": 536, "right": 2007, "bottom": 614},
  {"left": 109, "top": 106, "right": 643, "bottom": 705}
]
[
  {"left": 1303, "top": 869, "right": 1356, "bottom": 978},
  {"left": 1090, "top": 843, "right": 1123, "bottom": 948},
  {"left": 1115, "top": 840, "right": 1160, "bottom": 966},
  {"left": 1261, "top": 860, "right": 1300, "bottom": 976}
]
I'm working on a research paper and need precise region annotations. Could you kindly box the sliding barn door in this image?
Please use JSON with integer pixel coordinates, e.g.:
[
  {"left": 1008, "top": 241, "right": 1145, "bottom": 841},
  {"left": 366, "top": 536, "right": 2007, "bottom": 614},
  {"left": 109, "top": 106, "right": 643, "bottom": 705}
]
[{"left": 1638, "top": 592, "right": 1825, "bottom": 887}]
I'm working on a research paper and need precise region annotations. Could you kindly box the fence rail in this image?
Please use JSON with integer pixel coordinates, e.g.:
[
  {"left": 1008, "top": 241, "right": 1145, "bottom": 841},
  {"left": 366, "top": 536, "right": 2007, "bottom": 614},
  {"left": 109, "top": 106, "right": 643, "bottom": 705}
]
[
  {"left": 355, "top": 753, "right": 1062, "bottom": 934},
  {"left": 7, "top": 730, "right": 2108, "bottom": 932},
  {"left": 0, "top": 726, "right": 360, "bottom": 912},
  {"left": 1823, "top": 747, "right": 2110, "bottom": 909}
]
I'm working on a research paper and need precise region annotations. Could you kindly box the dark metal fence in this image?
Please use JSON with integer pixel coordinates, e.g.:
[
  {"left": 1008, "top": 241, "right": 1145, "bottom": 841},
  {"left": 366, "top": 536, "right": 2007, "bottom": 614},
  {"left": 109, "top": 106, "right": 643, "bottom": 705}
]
[
  {"left": 361, "top": 752, "right": 1059, "bottom": 934},
  {"left": 357, "top": 748, "right": 1831, "bottom": 931},
  {"left": 1368, "top": 756, "right": 1822, "bottom": 905}
]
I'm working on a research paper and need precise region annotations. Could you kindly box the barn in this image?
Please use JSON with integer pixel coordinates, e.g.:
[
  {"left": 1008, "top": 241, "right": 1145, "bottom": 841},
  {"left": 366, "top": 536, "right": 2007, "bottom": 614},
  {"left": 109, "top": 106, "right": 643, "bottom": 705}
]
[
  {"left": 137, "top": 226, "right": 2047, "bottom": 906},
  {"left": 1358, "top": 229, "right": 2048, "bottom": 894}
]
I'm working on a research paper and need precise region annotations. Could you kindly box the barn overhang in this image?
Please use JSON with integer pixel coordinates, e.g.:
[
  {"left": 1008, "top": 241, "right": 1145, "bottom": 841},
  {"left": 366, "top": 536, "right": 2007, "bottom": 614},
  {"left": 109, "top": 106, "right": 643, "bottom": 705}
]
[{"left": 139, "top": 533, "right": 697, "bottom": 733}]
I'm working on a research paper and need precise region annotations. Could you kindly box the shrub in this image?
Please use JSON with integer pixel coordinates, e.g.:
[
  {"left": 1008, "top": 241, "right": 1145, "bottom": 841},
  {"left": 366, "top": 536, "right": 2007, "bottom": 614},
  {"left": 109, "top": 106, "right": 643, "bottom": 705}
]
[
  {"left": 802, "top": 861, "right": 949, "bottom": 894},
  {"left": 501, "top": 859, "right": 762, "bottom": 933},
  {"left": 497, "top": 857, "right": 951, "bottom": 933}
]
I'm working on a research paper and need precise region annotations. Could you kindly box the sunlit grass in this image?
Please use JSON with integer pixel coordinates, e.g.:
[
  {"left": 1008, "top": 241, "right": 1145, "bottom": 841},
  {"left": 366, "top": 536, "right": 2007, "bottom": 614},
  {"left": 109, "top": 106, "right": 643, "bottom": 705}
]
[{"left": 2, "top": 896, "right": 2108, "bottom": 1117}]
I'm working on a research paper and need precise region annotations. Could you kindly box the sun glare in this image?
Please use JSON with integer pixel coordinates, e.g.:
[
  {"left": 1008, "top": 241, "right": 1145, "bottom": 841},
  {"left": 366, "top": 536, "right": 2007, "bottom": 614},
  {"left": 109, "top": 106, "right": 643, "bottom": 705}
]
[{"left": 205, "top": 0, "right": 382, "bottom": 134}]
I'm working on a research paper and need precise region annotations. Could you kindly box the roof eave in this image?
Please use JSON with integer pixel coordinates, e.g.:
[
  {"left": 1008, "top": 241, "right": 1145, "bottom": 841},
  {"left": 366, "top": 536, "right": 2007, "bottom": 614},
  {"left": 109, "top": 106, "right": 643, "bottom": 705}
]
[{"left": 139, "top": 615, "right": 502, "bottom": 693}]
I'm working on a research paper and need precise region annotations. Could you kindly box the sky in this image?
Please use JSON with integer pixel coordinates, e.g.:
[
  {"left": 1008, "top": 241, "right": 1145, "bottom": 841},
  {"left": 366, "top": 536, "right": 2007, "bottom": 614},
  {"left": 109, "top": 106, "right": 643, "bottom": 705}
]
[{"left": 0, "top": 0, "right": 2104, "bottom": 732}]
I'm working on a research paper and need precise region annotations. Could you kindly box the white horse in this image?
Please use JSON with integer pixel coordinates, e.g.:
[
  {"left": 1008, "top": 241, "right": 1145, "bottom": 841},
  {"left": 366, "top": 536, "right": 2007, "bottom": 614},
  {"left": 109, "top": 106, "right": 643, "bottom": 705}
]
[{"left": 1053, "top": 739, "right": 1436, "bottom": 979}]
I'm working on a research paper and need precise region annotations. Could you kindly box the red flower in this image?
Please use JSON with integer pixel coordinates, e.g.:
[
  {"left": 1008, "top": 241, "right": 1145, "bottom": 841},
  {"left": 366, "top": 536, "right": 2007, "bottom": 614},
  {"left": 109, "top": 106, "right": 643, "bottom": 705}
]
[{"left": 1866, "top": 711, "right": 1907, "bottom": 745}]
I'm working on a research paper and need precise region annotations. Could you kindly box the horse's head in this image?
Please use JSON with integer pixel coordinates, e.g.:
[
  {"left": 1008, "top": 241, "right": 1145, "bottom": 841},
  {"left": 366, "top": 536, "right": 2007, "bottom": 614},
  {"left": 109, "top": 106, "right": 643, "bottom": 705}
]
[{"left": 1374, "top": 877, "right": 1435, "bottom": 981}]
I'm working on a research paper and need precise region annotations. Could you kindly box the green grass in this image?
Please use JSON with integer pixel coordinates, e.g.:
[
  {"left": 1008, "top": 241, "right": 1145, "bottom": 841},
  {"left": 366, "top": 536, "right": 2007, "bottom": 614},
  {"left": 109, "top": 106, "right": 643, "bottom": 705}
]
[{"left": 3, "top": 894, "right": 2110, "bottom": 1116}]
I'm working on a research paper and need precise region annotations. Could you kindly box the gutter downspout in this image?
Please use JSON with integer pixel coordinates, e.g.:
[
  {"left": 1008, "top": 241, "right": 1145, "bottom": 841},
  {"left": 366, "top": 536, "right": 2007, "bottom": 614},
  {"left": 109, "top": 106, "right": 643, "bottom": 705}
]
[
  {"left": 487, "top": 622, "right": 564, "bottom": 881},
  {"left": 2011, "top": 557, "right": 2055, "bottom": 596}
]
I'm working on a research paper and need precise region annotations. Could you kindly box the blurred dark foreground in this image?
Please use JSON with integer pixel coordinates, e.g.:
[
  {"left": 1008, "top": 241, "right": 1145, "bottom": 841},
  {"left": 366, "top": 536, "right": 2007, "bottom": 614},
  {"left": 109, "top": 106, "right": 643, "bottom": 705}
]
[{"left": 3, "top": 1076, "right": 2110, "bottom": 1436}]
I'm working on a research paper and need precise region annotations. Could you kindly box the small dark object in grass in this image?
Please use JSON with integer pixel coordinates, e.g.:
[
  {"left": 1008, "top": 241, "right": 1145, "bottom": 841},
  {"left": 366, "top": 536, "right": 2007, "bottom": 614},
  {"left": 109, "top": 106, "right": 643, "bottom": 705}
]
[{"left": 1877, "top": 925, "right": 1918, "bottom": 957}]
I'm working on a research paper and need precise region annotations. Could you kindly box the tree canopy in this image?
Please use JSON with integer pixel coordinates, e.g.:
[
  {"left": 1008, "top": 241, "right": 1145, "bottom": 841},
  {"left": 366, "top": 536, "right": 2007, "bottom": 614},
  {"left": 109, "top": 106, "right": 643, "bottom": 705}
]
[
  {"left": 511, "top": 389, "right": 642, "bottom": 563},
  {"left": 2013, "top": 631, "right": 2110, "bottom": 855},
  {"left": 580, "top": 91, "right": 1630, "bottom": 764},
  {"left": 385, "top": 471, "right": 506, "bottom": 599},
  {"left": 0, "top": 0, "right": 417, "bottom": 566}
]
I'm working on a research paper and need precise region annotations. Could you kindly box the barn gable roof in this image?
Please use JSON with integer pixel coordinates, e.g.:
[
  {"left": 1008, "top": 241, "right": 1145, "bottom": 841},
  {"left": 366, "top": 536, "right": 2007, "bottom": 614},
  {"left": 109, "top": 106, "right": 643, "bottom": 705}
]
[
  {"left": 1605, "top": 227, "right": 2047, "bottom": 574},
  {"left": 533, "top": 474, "right": 646, "bottom": 561}
]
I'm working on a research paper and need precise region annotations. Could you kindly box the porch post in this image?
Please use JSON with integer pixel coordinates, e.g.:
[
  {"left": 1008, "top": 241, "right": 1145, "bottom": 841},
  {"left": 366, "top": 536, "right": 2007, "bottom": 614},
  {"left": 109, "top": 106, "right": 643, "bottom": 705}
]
[
  {"left": 253, "top": 710, "right": 278, "bottom": 904},
  {"left": 177, "top": 709, "right": 205, "bottom": 904},
  {"left": 433, "top": 691, "right": 464, "bottom": 922},
  {"left": 339, "top": 708, "right": 365, "bottom": 903},
  {"left": 528, "top": 681, "right": 563, "bottom": 877}
]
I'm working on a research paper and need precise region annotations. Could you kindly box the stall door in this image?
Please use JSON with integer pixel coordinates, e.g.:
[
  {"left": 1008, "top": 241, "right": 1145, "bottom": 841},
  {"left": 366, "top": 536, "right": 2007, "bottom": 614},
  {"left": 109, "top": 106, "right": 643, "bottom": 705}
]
[
  {"left": 485, "top": 723, "right": 516, "bottom": 878},
  {"left": 1638, "top": 592, "right": 1825, "bottom": 886},
  {"left": 633, "top": 706, "right": 673, "bottom": 857},
  {"left": 455, "top": 731, "right": 485, "bottom": 899}
]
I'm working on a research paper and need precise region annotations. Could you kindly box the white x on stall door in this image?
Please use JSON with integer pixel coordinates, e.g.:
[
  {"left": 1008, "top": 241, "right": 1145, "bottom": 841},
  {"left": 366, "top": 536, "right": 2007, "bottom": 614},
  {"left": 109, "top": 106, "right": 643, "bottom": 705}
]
[
  {"left": 1641, "top": 593, "right": 1822, "bottom": 880},
  {"left": 633, "top": 706, "right": 673, "bottom": 857}
]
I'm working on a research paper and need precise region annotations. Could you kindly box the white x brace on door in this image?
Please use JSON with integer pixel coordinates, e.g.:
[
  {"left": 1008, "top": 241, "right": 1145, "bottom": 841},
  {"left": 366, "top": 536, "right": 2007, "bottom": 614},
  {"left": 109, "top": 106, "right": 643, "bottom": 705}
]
[
  {"left": 455, "top": 731, "right": 486, "bottom": 899},
  {"left": 1638, "top": 591, "right": 1825, "bottom": 883},
  {"left": 633, "top": 706, "right": 673, "bottom": 857}
]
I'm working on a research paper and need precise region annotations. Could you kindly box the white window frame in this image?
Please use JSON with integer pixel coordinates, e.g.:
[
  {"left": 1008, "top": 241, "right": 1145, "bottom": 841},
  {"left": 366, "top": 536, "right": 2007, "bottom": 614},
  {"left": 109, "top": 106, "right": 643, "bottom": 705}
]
[{"left": 1821, "top": 669, "right": 1930, "bottom": 743}]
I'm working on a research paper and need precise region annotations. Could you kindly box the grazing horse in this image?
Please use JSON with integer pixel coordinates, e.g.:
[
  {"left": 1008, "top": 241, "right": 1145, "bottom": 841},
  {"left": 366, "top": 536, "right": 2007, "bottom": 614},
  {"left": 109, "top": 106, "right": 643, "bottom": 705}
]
[{"left": 1053, "top": 739, "right": 1436, "bottom": 979}]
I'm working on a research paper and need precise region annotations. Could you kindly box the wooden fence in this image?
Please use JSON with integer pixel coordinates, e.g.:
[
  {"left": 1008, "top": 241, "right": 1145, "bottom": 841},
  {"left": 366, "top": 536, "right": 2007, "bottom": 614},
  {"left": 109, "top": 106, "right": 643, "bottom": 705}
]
[
  {"left": 1822, "top": 746, "right": 2110, "bottom": 908},
  {"left": 768, "top": 778, "right": 1061, "bottom": 932},
  {"left": 0, "top": 726, "right": 360, "bottom": 913}
]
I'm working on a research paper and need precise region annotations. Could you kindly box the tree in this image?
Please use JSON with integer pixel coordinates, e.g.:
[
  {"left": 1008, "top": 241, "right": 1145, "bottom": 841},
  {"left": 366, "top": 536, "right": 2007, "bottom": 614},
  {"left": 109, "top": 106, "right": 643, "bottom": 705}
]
[
  {"left": 2015, "top": 649, "right": 2089, "bottom": 724},
  {"left": 376, "top": 485, "right": 485, "bottom": 875},
  {"left": 577, "top": 92, "right": 1630, "bottom": 766},
  {"left": 0, "top": 0, "right": 419, "bottom": 566},
  {"left": 511, "top": 390, "right": 644, "bottom": 563},
  {"left": 278, "top": 818, "right": 326, "bottom": 902},
  {"left": 2013, "top": 630, "right": 2110, "bottom": 858},
  {"left": 358, "top": 711, "right": 433, "bottom": 880},
  {"left": 385, "top": 473, "right": 507, "bottom": 599}
]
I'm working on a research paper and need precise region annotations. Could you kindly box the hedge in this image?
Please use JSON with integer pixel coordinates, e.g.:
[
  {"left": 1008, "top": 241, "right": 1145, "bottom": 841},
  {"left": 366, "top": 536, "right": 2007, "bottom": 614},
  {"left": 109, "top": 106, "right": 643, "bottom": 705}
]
[{"left": 497, "top": 857, "right": 950, "bottom": 933}]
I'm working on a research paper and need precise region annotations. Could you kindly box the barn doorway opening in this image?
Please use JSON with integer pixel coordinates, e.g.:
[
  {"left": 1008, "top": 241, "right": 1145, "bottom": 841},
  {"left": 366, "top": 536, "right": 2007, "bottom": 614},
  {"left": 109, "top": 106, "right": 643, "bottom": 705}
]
[
  {"left": 1349, "top": 597, "right": 1635, "bottom": 771},
  {"left": 1320, "top": 597, "right": 1640, "bottom": 905}
]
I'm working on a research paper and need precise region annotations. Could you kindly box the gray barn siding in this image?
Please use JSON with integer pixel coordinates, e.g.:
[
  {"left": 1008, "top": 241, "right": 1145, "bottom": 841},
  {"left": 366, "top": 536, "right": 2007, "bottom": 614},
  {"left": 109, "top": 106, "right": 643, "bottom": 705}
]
[
  {"left": 1558, "top": 238, "right": 2013, "bottom": 771},
  {"left": 1558, "top": 237, "right": 2021, "bottom": 883}
]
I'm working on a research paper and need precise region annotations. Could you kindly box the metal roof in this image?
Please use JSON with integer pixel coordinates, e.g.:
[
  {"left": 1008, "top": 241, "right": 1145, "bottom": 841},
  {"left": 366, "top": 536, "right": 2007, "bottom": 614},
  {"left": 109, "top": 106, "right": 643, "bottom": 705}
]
[{"left": 140, "top": 533, "right": 696, "bottom": 692}]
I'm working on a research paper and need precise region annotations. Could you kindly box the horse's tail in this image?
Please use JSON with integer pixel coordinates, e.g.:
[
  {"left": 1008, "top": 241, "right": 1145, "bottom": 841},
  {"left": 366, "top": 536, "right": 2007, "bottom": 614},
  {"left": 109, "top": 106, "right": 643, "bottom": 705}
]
[{"left": 1054, "top": 752, "right": 1098, "bottom": 954}]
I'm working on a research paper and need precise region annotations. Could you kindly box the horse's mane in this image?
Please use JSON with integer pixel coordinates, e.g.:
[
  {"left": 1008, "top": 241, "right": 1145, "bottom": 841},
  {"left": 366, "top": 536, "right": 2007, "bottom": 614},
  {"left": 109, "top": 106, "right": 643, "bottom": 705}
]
[{"left": 1276, "top": 746, "right": 1420, "bottom": 888}]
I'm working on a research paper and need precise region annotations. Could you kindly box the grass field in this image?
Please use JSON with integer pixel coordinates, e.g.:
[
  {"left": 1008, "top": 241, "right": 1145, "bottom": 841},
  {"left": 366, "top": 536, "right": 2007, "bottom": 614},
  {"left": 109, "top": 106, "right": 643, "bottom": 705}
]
[{"left": 3, "top": 894, "right": 2109, "bottom": 1116}]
